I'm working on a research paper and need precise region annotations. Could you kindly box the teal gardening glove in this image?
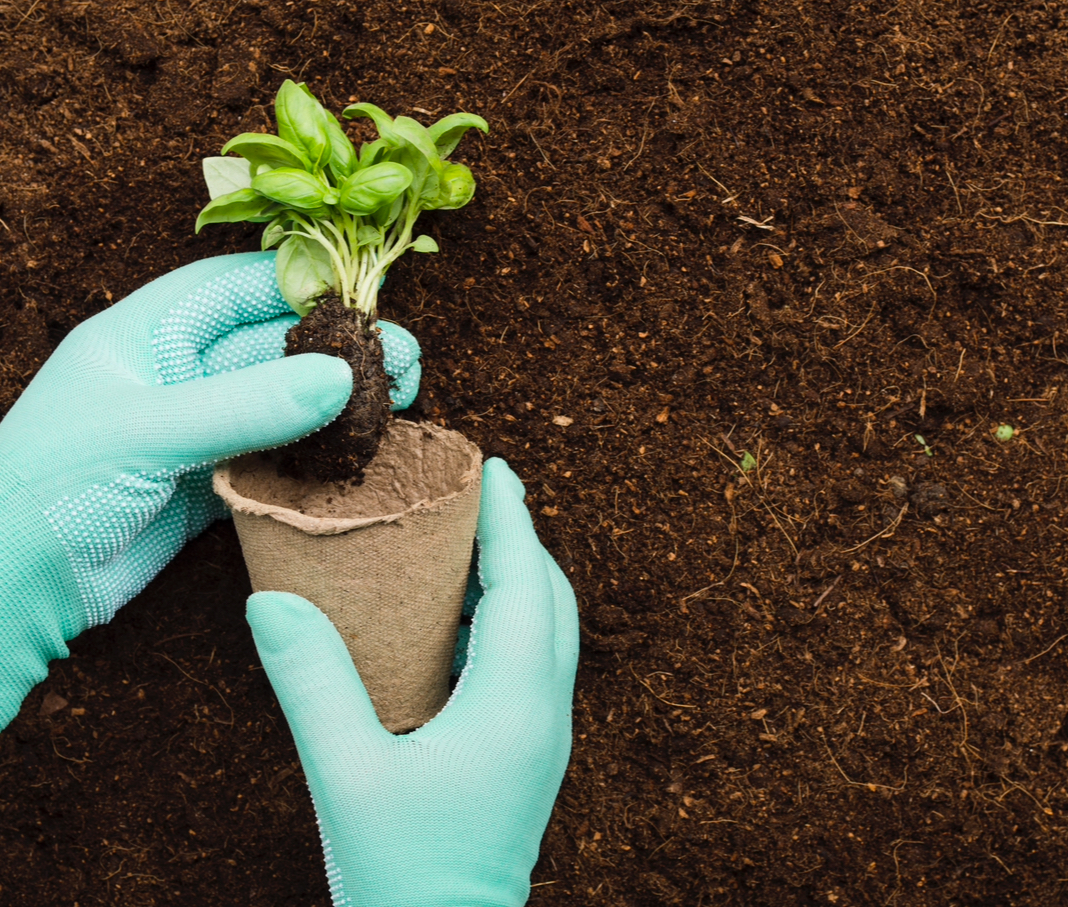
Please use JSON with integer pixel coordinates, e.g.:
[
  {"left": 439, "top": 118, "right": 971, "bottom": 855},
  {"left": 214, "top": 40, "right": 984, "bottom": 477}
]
[
  {"left": 248, "top": 458, "right": 579, "bottom": 907},
  {"left": 0, "top": 251, "right": 421, "bottom": 731}
]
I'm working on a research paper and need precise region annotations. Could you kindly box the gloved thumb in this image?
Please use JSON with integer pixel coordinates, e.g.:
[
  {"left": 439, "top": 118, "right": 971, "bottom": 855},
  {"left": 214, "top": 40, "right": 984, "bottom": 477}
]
[
  {"left": 144, "top": 353, "right": 353, "bottom": 468},
  {"left": 247, "top": 592, "right": 388, "bottom": 748}
]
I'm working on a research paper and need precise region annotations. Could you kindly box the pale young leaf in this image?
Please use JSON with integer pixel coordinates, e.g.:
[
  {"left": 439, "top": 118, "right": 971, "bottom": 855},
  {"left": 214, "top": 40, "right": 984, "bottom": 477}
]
[
  {"left": 276, "top": 234, "right": 337, "bottom": 316},
  {"left": 202, "top": 157, "right": 253, "bottom": 199},
  {"left": 410, "top": 234, "right": 439, "bottom": 253}
]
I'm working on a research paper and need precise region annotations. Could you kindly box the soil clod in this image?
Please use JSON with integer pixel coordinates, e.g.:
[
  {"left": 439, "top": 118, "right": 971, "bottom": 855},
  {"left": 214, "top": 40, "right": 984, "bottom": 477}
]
[{"left": 281, "top": 295, "right": 392, "bottom": 485}]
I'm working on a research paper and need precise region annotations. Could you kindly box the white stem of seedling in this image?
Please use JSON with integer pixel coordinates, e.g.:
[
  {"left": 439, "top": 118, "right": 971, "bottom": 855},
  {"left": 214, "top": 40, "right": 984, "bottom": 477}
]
[
  {"left": 356, "top": 213, "right": 417, "bottom": 314},
  {"left": 283, "top": 217, "right": 355, "bottom": 309},
  {"left": 286, "top": 204, "right": 425, "bottom": 318}
]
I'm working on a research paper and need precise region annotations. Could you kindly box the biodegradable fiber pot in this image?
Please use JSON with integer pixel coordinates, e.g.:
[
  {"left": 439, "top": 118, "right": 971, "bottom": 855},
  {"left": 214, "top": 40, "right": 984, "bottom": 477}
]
[{"left": 214, "top": 420, "right": 482, "bottom": 733}]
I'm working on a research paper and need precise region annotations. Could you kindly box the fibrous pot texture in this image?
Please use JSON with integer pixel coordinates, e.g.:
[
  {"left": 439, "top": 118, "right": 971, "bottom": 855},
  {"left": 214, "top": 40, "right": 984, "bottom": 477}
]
[{"left": 214, "top": 419, "right": 482, "bottom": 732}]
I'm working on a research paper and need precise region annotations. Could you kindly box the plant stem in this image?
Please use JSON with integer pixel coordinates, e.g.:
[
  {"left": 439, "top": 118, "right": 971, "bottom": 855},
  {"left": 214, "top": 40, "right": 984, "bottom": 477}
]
[
  {"left": 288, "top": 191, "right": 430, "bottom": 320},
  {"left": 284, "top": 217, "right": 353, "bottom": 308}
]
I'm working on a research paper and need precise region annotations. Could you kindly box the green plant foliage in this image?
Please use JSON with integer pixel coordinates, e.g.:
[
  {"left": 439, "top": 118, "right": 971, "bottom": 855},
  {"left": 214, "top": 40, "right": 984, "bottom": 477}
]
[
  {"left": 195, "top": 189, "right": 281, "bottom": 231},
  {"left": 197, "top": 80, "right": 488, "bottom": 316}
]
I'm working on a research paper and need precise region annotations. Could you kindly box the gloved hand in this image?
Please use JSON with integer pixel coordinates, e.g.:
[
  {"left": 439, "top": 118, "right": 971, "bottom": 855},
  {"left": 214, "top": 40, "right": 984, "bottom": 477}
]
[
  {"left": 0, "top": 251, "right": 420, "bottom": 732},
  {"left": 247, "top": 458, "right": 579, "bottom": 907}
]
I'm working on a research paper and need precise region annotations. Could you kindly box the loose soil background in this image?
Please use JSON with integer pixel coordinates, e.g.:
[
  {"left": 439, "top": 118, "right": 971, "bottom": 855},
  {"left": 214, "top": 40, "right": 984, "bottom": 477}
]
[{"left": 2, "top": 1, "right": 1068, "bottom": 904}]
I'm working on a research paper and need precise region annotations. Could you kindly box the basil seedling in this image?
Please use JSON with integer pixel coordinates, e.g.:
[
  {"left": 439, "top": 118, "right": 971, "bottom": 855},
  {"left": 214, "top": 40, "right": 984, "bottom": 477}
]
[{"left": 197, "top": 80, "right": 488, "bottom": 318}]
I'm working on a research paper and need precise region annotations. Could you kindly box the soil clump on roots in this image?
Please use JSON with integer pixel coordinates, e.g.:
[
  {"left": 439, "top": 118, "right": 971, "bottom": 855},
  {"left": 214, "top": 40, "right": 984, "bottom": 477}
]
[{"left": 281, "top": 295, "right": 392, "bottom": 485}]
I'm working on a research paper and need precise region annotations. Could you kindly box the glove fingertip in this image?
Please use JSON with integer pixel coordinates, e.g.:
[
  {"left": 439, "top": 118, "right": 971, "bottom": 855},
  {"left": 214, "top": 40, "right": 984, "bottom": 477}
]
[
  {"left": 377, "top": 320, "right": 422, "bottom": 371},
  {"left": 247, "top": 591, "right": 328, "bottom": 654},
  {"left": 389, "top": 360, "right": 421, "bottom": 411},
  {"left": 483, "top": 457, "right": 527, "bottom": 503},
  {"left": 284, "top": 353, "right": 354, "bottom": 420},
  {"left": 246, "top": 591, "right": 388, "bottom": 738},
  {"left": 378, "top": 321, "right": 421, "bottom": 412}
]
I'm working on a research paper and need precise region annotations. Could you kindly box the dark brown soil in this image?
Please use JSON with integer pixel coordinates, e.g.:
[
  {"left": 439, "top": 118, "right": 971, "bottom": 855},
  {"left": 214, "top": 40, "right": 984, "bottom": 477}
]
[
  {"left": 282, "top": 295, "right": 391, "bottom": 484},
  {"left": 4, "top": 1, "right": 1068, "bottom": 905}
]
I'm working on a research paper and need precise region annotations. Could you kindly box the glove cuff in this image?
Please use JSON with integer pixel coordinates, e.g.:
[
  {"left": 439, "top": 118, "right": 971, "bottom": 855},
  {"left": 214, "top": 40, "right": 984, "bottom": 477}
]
[{"left": 0, "top": 463, "right": 86, "bottom": 730}]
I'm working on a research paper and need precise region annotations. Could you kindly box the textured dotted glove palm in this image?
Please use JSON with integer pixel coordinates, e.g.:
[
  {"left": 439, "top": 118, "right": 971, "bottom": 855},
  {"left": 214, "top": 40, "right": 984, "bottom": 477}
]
[
  {"left": 247, "top": 458, "right": 579, "bottom": 907},
  {"left": 0, "top": 251, "right": 420, "bottom": 731}
]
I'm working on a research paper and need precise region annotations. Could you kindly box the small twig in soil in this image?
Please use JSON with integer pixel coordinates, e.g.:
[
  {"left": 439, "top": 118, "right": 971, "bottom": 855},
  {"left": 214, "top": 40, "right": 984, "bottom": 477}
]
[
  {"left": 990, "top": 853, "right": 1014, "bottom": 876},
  {"left": 920, "top": 691, "right": 951, "bottom": 715},
  {"left": 680, "top": 536, "right": 741, "bottom": 608},
  {"left": 946, "top": 165, "right": 964, "bottom": 215},
  {"left": 51, "top": 737, "right": 92, "bottom": 764},
  {"left": 935, "top": 646, "right": 976, "bottom": 761},
  {"left": 696, "top": 164, "right": 738, "bottom": 204},
  {"left": 864, "top": 264, "right": 938, "bottom": 301},
  {"left": 154, "top": 631, "right": 208, "bottom": 646},
  {"left": 954, "top": 347, "right": 966, "bottom": 382},
  {"left": 819, "top": 729, "right": 908, "bottom": 793},
  {"left": 210, "top": 686, "right": 235, "bottom": 727},
  {"left": 833, "top": 301, "right": 880, "bottom": 349},
  {"left": 1016, "top": 633, "right": 1068, "bottom": 666},
  {"left": 737, "top": 214, "right": 775, "bottom": 230},
  {"left": 10, "top": 0, "right": 43, "bottom": 32},
  {"left": 499, "top": 69, "right": 534, "bottom": 104},
  {"left": 858, "top": 674, "right": 928, "bottom": 692},
  {"left": 702, "top": 437, "right": 799, "bottom": 557},
  {"left": 810, "top": 576, "right": 842, "bottom": 613},
  {"left": 888, "top": 838, "right": 923, "bottom": 903},
  {"left": 154, "top": 652, "right": 207, "bottom": 686},
  {"left": 793, "top": 576, "right": 842, "bottom": 626},
  {"left": 102, "top": 859, "right": 127, "bottom": 881},
  {"left": 979, "top": 211, "right": 1068, "bottom": 227},
  {"left": 622, "top": 117, "right": 652, "bottom": 173},
  {"left": 987, "top": 12, "right": 1015, "bottom": 59},
  {"left": 995, "top": 778, "right": 1054, "bottom": 818},
  {"left": 948, "top": 483, "right": 997, "bottom": 512},
  {"left": 647, "top": 836, "right": 676, "bottom": 859},
  {"left": 630, "top": 668, "right": 696, "bottom": 709},
  {"left": 842, "top": 503, "right": 908, "bottom": 553}
]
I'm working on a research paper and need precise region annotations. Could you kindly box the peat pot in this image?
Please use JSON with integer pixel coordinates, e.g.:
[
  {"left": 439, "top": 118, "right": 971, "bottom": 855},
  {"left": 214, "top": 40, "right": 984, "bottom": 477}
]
[{"left": 214, "top": 419, "right": 482, "bottom": 733}]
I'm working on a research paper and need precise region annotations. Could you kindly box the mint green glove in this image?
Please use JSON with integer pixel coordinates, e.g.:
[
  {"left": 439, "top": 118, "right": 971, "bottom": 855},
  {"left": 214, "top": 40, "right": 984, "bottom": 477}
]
[
  {"left": 0, "top": 251, "right": 421, "bottom": 732},
  {"left": 247, "top": 458, "right": 579, "bottom": 907}
]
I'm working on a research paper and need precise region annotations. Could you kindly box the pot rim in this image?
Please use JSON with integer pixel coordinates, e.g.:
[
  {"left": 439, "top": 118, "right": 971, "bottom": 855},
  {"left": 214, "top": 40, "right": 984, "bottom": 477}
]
[{"left": 213, "top": 421, "right": 482, "bottom": 536}]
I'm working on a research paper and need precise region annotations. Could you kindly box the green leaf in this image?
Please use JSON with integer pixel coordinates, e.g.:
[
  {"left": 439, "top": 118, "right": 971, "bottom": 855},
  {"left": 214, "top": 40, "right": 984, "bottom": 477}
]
[
  {"left": 338, "top": 162, "right": 413, "bottom": 215},
  {"left": 251, "top": 167, "right": 328, "bottom": 210},
  {"left": 357, "top": 138, "right": 390, "bottom": 168},
  {"left": 393, "top": 118, "right": 443, "bottom": 184},
  {"left": 275, "top": 80, "right": 332, "bottom": 170},
  {"left": 261, "top": 215, "right": 290, "bottom": 251},
  {"left": 371, "top": 194, "right": 405, "bottom": 229},
  {"left": 391, "top": 116, "right": 442, "bottom": 163},
  {"left": 356, "top": 224, "right": 383, "bottom": 247},
  {"left": 739, "top": 451, "right": 757, "bottom": 472},
  {"left": 202, "top": 157, "right": 253, "bottom": 199},
  {"left": 410, "top": 234, "right": 439, "bottom": 253},
  {"left": 369, "top": 117, "right": 441, "bottom": 205},
  {"left": 275, "top": 234, "right": 338, "bottom": 315},
  {"left": 220, "top": 133, "right": 310, "bottom": 171},
  {"left": 195, "top": 189, "right": 281, "bottom": 233},
  {"left": 431, "top": 161, "right": 477, "bottom": 210},
  {"left": 324, "top": 112, "right": 358, "bottom": 180},
  {"left": 342, "top": 102, "right": 397, "bottom": 144},
  {"left": 427, "top": 112, "right": 489, "bottom": 158}
]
